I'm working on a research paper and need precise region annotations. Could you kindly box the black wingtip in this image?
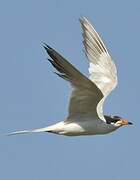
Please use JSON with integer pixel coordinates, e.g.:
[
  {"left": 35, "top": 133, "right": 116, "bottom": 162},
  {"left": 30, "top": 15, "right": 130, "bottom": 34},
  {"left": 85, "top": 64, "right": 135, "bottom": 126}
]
[
  {"left": 43, "top": 43, "right": 54, "bottom": 59},
  {"left": 43, "top": 43, "right": 52, "bottom": 50},
  {"left": 42, "top": 43, "right": 48, "bottom": 52},
  {"left": 47, "top": 58, "right": 52, "bottom": 63}
]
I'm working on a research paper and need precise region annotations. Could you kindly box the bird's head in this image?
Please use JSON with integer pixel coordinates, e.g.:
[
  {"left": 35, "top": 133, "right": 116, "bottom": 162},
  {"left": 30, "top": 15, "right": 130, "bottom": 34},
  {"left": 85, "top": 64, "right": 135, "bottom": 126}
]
[{"left": 105, "top": 115, "right": 133, "bottom": 127}]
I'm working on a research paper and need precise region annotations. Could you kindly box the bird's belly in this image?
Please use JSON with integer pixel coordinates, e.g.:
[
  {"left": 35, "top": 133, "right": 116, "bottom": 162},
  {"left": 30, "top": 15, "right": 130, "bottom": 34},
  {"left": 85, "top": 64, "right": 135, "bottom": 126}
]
[{"left": 59, "top": 120, "right": 116, "bottom": 136}]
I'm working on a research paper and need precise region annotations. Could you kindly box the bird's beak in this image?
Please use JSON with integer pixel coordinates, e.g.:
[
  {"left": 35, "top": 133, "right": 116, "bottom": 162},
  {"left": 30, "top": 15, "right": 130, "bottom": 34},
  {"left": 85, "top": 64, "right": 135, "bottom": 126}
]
[
  {"left": 120, "top": 119, "right": 133, "bottom": 126},
  {"left": 128, "top": 121, "right": 133, "bottom": 125}
]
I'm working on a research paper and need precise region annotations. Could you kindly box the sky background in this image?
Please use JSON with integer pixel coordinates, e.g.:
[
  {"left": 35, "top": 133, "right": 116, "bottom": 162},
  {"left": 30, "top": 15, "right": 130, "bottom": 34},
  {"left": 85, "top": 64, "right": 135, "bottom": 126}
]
[{"left": 0, "top": 0, "right": 140, "bottom": 179}]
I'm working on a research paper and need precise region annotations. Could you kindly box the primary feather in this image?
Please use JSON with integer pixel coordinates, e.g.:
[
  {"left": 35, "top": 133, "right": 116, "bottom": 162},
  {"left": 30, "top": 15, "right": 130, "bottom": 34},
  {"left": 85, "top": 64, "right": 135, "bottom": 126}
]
[
  {"left": 79, "top": 17, "right": 117, "bottom": 121},
  {"left": 44, "top": 44, "right": 103, "bottom": 120}
]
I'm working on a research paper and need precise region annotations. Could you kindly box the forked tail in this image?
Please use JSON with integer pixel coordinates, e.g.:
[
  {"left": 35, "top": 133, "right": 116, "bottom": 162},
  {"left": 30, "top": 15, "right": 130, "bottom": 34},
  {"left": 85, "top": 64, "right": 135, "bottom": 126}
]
[{"left": 4, "top": 127, "right": 49, "bottom": 136}]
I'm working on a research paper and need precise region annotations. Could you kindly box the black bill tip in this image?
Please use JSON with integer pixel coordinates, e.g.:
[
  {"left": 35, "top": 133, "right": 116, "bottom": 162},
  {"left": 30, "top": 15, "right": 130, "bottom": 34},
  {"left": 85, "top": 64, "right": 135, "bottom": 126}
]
[{"left": 128, "top": 122, "right": 133, "bottom": 125}]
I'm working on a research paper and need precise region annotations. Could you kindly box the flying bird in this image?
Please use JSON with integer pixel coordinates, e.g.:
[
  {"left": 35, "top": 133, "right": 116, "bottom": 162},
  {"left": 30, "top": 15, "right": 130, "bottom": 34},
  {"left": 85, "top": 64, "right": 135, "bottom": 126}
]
[{"left": 7, "top": 17, "right": 132, "bottom": 136}]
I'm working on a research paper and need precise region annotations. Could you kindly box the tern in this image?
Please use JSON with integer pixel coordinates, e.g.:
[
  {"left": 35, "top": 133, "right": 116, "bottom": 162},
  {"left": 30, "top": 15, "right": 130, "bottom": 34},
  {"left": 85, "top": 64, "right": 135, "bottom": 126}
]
[{"left": 7, "top": 17, "right": 132, "bottom": 137}]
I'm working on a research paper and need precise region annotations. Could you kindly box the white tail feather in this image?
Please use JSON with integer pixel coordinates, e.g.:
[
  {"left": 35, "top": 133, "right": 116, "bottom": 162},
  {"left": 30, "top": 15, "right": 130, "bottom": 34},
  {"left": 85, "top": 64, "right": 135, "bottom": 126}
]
[{"left": 5, "top": 127, "right": 49, "bottom": 136}]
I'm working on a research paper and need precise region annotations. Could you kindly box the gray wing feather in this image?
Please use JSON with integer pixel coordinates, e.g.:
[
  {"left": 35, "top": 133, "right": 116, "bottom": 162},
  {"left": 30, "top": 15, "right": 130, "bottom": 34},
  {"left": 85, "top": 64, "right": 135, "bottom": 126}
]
[{"left": 44, "top": 44, "right": 103, "bottom": 119}]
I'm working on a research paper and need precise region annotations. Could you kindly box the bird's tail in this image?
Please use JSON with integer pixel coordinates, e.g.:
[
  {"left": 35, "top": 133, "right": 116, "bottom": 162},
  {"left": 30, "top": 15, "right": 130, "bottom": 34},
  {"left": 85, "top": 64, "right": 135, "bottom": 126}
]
[
  {"left": 4, "top": 127, "right": 49, "bottom": 136},
  {"left": 3, "top": 122, "right": 64, "bottom": 136}
]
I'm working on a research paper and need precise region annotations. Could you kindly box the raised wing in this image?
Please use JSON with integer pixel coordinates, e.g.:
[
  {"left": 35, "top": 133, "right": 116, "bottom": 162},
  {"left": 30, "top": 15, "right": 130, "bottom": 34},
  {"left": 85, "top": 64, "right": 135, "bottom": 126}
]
[
  {"left": 43, "top": 44, "right": 104, "bottom": 121},
  {"left": 80, "top": 17, "right": 118, "bottom": 121}
]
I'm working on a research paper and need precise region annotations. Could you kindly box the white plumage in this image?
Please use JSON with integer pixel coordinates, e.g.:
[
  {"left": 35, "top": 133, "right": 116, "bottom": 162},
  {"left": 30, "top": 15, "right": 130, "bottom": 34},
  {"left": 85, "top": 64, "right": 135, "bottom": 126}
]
[
  {"left": 6, "top": 17, "right": 132, "bottom": 137},
  {"left": 80, "top": 17, "right": 117, "bottom": 121}
]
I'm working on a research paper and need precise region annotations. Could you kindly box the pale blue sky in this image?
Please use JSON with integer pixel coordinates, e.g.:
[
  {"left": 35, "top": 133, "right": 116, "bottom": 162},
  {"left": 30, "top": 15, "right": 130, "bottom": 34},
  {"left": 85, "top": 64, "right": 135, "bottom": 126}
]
[{"left": 0, "top": 0, "right": 140, "bottom": 179}]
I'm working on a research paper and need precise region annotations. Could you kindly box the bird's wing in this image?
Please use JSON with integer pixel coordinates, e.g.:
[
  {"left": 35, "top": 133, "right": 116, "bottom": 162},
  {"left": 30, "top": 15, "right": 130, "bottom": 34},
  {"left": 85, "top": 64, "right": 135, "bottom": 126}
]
[
  {"left": 43, "top": 44, "right": 104, "bottom": 121},
  {"left": 80, "top": 17, "right": 118, "bottom": 121}
]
